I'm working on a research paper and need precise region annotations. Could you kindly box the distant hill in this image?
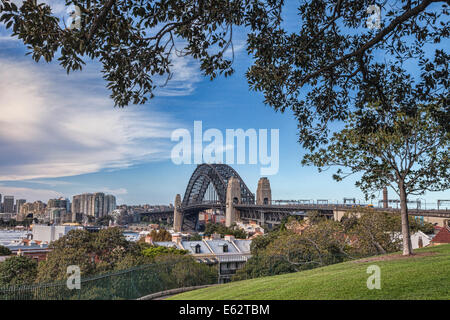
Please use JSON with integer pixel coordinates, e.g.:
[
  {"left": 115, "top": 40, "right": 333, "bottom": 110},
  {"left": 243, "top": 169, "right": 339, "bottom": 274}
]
[{"left": 170, "top": 244, "right": 450, "bottom": 300}]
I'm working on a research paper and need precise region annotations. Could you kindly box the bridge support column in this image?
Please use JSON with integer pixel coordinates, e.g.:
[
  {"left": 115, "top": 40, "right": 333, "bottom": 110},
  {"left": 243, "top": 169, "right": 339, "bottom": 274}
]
[
  {"left": 256, "top": 177, "right": 271, "bottom": 205},
  {"left": 173, "top": 194, "right": 183, "bottom": 232},
  {"left": 226, "top": 177, "right": 241, "bottom": 227}
]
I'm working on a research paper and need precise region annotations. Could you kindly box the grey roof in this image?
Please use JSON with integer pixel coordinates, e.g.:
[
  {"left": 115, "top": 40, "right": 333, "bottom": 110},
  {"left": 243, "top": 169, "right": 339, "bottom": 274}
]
[
  {"left": 233, "top": 240, "right": 252, "bottom": 253},
  {"left": 6, "top": 244, "right": 49, "bottom": 252},
  {"left": 181, "top": 241, "right": 212, "bottom": 254},
  {"left": 205, "top": 240, "right": 238, "bottom": 254},
  {"left": 153, "top": 241, "right": 182, "bottom": 249}
]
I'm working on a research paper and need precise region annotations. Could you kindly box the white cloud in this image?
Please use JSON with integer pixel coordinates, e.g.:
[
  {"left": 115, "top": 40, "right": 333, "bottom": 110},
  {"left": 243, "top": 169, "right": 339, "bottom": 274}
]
[
  {"left": 155, "top": 53, "right": 203, "bottom": 97},
  {"left": 0, "top": 58, "right": 180, "bottom": 181},
  {"left": 0, "top": 185, "right": 63, "bottom": 202}
]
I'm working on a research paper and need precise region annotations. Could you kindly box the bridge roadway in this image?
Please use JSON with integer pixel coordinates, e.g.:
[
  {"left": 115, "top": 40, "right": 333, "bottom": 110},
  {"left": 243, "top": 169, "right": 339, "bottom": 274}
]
[{"left": 140, "top": 202, "right": 450, "bottom": 226}]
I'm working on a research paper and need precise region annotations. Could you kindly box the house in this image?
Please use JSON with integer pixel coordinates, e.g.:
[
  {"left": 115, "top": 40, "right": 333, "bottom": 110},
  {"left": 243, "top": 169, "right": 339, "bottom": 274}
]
[
  {"left": 153, "top": 234, "right": 252, "bottom": 283},
  {"left": 410, "top": 231, "right": 433, "bottom": 249},
  {"left": 430, "top": 226, "right": 450, "bottom": 246},
  {"left": 5, "top": 243, "right": 50, "bottom": 262},
  {"left": 390, "top": 231, "right": 434, "bottom": 249}
]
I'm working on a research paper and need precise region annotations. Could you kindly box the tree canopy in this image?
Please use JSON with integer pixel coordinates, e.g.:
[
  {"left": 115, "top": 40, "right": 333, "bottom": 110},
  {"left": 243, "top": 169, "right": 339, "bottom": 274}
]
[
  {"left": 0, "top": 256, "right": 38, "bottom": 286},
  {"left": 1, "top": 0, "right": 447, "bottom": 147}
]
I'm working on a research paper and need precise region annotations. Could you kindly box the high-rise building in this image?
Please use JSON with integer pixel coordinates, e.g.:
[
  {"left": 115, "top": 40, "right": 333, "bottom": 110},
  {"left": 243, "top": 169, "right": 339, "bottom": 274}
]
[
  {"left": 0, "top": 194, "right": 2, "bottom": 212},
  {"left": 72, "top": 193, "right": 116, "bottom": 218},
  {"left": 3, "top": 196, "right": 14, "bottom": 213},
  {"left": 15, "top": 199, "right": 26, "bottom": 214},
  {"left": 47, "top": 198, "right": 69, "bottom": 210},
  {"left": 105, "top": 194, "right": 116, "bottom": 215}
]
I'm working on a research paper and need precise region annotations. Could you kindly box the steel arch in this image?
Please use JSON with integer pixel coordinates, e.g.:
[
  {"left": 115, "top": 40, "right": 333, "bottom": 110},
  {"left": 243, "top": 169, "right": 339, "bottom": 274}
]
[{"left": 182, "top": 164, "right": 255, "bottom": 207}]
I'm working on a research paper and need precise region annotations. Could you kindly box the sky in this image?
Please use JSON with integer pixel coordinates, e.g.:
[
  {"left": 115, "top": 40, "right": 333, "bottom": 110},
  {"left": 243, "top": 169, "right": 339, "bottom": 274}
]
[{"left": 0, "top": 1, "right": 449, "bottom": 207}]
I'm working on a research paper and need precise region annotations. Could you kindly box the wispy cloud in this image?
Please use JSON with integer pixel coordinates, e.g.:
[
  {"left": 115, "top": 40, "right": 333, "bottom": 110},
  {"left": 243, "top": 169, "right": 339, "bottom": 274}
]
[
  {"left": 0, "top": 184, "right": 63, "bottom": 202},
  {"left": 154, "top": 53, "right": 203, "bottom": 97},
  {"left": 0, "top": 58, "right": 180, "bottom": 181}
]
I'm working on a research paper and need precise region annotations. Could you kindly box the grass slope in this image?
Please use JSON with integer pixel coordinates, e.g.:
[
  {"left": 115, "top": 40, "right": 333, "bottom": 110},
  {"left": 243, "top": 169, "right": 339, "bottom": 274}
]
[{"left": 170, "top": 244, "right": 450, "bottom": 300}]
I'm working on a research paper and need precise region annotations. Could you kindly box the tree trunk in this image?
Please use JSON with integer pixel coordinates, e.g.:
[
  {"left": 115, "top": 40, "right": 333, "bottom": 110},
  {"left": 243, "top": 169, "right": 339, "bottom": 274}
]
[{"left": 399, "top": 182, "right": 413, "bottom": 256}]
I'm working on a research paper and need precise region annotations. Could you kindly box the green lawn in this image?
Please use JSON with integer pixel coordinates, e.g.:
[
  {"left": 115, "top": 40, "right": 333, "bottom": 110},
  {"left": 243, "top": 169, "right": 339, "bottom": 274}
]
[{"left": 169, "top": 244, "right": 450, "bottom": 300}]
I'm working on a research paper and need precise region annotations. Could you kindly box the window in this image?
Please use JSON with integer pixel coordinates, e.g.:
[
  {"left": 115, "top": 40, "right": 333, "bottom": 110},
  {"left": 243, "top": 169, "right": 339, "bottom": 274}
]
[
  {"left": 195, "top": 244, "right": 201, "bottom": 254},
  {"left": 223, "top": 244, "right": 228, "bottom": 253}
]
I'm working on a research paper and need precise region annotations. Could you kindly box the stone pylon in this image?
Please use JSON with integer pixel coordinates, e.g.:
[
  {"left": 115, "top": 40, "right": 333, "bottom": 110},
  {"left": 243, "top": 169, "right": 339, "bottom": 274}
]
[
  {"left": 173, "top": 194, "right": 183, "bottom": 232},
  {"left": 226, "top": 177, "right": 241, "bottom": 227},
  {"left": 256, "top": 177, "right": 271, "bottom": 205},
  {"left": 383, "top": 187, "right": 389, "bottom": 208}
]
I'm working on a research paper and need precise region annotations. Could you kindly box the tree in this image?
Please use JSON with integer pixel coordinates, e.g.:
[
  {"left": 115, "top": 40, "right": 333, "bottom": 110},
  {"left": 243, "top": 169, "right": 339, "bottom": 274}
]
[
  {"left": 150, "top": 228, "right": 172, "bottom": 242},
  {"left": 95, "top": 215, "right": 113, "bottom": 226},
  {"left": 204, "top": 223, "right": 247, "bottom": 238},
  {"left": 0, "top": 256, "right": 38, "bottom": 286},
  {"left": 142, "top": 246, "right": 188, "bottom": 260},
  {"left": 36, "top": 228, "right": 134, "bottom": 281},
  {"left": 1, "top": 1, "right": 447, "bottom": 147},
  {"left": 189, "top": 233, "right": 203, "bottom": 241},
  {"left": 303, "top": 100, "right": 449, "bottom": 255},
  {"left": 343, "top": 210, "right": 402, "bottom": 256},
  {"left": 0, "top": 245, "right": 12, "bottom": 256}
]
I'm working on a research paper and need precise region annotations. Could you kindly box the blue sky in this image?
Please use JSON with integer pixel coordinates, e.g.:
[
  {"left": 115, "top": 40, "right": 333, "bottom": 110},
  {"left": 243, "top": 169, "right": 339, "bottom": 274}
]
[{"left": 0, "top": 1, "right": 448, "bottom": 207}]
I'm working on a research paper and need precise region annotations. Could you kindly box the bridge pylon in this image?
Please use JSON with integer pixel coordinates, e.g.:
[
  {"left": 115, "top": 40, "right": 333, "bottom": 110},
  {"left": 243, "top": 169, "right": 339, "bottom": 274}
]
[
  {"left": 256, "top": 177, "right": 272, "bottom": 205},
  {"left": 226, "top": 177, "right": 242, "bottom": 227},
  {"left": 173, "top": 194, "right": 182, "bottom": 232}
]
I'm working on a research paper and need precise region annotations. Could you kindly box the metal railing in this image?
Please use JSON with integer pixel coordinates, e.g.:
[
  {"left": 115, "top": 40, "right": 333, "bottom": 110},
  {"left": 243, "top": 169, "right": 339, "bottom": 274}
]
[{"left": 0, "top": 261, "right": 217, "bottom": 300}]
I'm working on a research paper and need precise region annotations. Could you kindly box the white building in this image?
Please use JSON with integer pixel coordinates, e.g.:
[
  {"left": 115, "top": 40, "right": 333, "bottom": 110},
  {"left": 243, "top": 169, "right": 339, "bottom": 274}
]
[
  {"left": 410, "top": 231, "right": 433, "bottom": 249},
  {"left": 32, "top": 224, "right": 82, "bottom": 244},
  {"left": 154, "top": 234, "right": 252, "bottom": 283},
  {"left": 392, "top": 231, "right": 434, "bottom": 249}
]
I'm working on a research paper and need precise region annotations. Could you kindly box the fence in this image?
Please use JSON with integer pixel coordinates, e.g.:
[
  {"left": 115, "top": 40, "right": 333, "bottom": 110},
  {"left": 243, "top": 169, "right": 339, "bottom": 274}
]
[{"left": 0, "top": 261, "right": 217, "bottom": 300}]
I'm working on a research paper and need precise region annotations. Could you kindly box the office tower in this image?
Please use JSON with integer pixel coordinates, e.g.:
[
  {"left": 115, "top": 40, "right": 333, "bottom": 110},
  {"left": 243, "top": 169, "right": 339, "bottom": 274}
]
[
  {"left": 15, "top": 199, "right": 26, "bottom": 214},
  {"left": 3, "top": 196, "right": 14, "bottom": 213}
]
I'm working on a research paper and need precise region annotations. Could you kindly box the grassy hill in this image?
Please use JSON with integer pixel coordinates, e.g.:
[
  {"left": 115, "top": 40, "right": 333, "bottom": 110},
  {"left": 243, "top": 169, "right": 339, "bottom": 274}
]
[{"left": 169, "top": 244, "right": 450, "bottom": 300}]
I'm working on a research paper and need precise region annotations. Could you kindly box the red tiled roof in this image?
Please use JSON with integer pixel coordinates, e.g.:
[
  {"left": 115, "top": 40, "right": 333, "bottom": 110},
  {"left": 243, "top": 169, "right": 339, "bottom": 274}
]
[{"left": 431, "top": 226, "right": 450, "bottom": 244}]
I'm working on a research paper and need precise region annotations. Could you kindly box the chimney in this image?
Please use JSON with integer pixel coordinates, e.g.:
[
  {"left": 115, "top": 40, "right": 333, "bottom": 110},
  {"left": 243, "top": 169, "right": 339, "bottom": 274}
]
[
  {"left": 383, "top": 187, "right": 388, "bottom": 209},
  {"left": 172, "top": 232, "right": 182, "bottom": 245}
]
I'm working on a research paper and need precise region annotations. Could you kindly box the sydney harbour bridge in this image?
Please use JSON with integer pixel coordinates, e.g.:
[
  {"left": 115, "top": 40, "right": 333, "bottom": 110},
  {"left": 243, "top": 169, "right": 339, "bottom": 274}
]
[{"left": 140, "top": 164, "right": 450, "bottom": 231}]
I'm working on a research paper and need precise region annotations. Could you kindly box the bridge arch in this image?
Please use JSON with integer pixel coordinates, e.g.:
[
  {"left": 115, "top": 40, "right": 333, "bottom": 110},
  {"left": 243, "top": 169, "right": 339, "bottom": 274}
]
[{"left": 182, "top": 164, "right": 255, "bottom": 207}]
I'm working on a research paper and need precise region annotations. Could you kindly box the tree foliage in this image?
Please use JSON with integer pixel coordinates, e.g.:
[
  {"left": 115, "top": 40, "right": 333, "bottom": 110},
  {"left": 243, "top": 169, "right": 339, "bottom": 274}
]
[
  {"left": 246, "top": 0, "right": 449, "bottom": 148},
  {"left": 36, "top": 227, "right": 140, "bottom": 282},
  {"left": 204, "top": 222, "right": 247, "bottom": 239},
  {"left": 0, "top": 256, "right": 38, "bottom": 286},
  {"left": 0, "top": 245, "right": 12, "bottom": 256},
  {"left": 149, "top": 228, "right": 172, "bottom": 241},
  {"left": 235, "top": 210, "right": 413, "bottom": 280},
  {"left": 1, "top": 0, "right": 447, "bottom": 147},
  {"left": 142, "top": 246, "right": 188, "bottom": 260},
  {"left": 0, "top": 0, "right": 282, "bottom": 107}
]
